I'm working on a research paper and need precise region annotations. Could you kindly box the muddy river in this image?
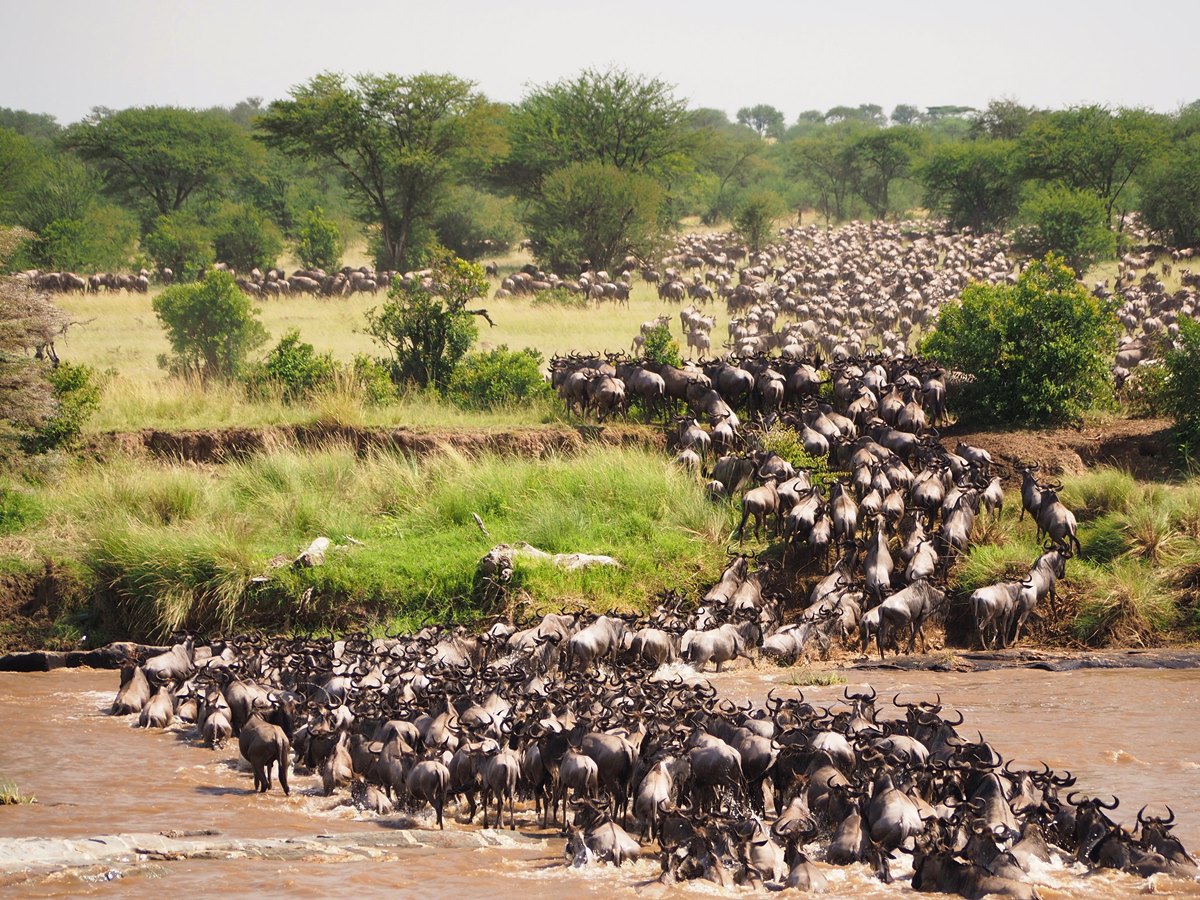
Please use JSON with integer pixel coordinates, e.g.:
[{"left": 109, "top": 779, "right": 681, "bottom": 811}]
[{"left": 1, "top": 666, "right": 1198, "bottom": 897}]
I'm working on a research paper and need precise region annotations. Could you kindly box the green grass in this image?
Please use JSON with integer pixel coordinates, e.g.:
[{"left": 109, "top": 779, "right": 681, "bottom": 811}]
[
  {"left": 955, "top": 467, "right": 1200, "bottom": 647},
  {"left": 5, "top": 444, "right": 732, "bottom": 641}
]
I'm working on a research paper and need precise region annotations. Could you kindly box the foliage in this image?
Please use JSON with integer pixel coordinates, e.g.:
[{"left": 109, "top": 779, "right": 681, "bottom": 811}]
[
  {"left": 65, "top": 106, "right": 258, "bottom": 219},
  {"left": 530, "top": 287, "right": 588, "bottom": 309},
  {"left": 689, "top": 126, "right": 764, "bottom": 223},
  {"left": 293, "top": 205, "right": 344, "bottom": 271},
  {"left": 211, "top": 202, "right": 283, "bottom": 271},
  {"left": 23, "top": 362, "right": 101, "bottom": 454},
  {"left": 1161, "top": 316, "right": 1200, "bottom": 461},
  {"left": 257, "top": 72, "right": 502, "bottom": 270},
  {"left": 852, "top": 126, "right": 923, "bottom": 218},
  {"left": 733, "top": 191, "right": 783, "bottom": 253},
  {"left": 14, "top": 205, "right": 139, "bottom": 273},
  {"left": 918, "top": 139, "right": 1021, "bottom": 231},
  {"left": 447, "top": 345, "right": 552, "bottom": 410},
  {"left": 642, "top": 324, "right": 682, "bottom": 368},
  {"left": 1013, "top": 183, "right": 1115, "bottom": 274},
  {"left": 1139, "top": 135, "right": 1200, "bottom": 248},
  {"left": 431, "top": 185, "right": 518, "bottom": 261},
  {"left": 1019, "top": 106, "right": 1162, "bottom": 221},
  {"left": 143, "top": 211, "right": 214, "bottom": 281},
  {"left": 789, "top": 127, "right": 862, "bottom": 223},
  {"left": 920, "top": 254, "right": 1119, "bottom": 425},
  {"left": 736, "top": 105, "right": 785, "bottom": 139},
  {"left": 364, "top": 249, "right": 489, "bottom": 390},
  {"left": 0, "top": 486, "right": 43, "bottom": 535},
  {"left": 0, "top": 277, "right": 69, "bottom": 458},
  {"left": 247, "top": 329, "right": 337, "bottom": 402},
  {"left": 524, "top": 161, "right": 666, "bottom": 274},
  {"left": 506, "top": 67, "right": 690, "bottom": 189},
  {"left": 350, "top": 354, "right": 396, "bottom": 405},
  {"left": 152, "top": 271, "right": 268, "bottom": 380},
  {"left": 1118, "top": 363, "right": 1169, "bottom": 418}
]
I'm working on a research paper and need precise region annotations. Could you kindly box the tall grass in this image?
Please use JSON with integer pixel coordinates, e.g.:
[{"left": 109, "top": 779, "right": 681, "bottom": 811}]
[
  {"left": 956, "top": 466, "right": 1199, "bottom": 647},
  {"left": 15, "top": 445, "right": 732, "bottom": 640}
]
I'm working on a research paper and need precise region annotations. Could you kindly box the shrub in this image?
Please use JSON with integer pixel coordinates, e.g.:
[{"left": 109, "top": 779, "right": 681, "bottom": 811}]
[
  {"left": 531, "top": 287, "right": 588, "bottom": 309},
  {"left": 447, "top": 346, "right": 552, "bottom": 410},
  {"left": 1161, "top": 316, "right": 1200, "bottom": 462},
  {"left": 143, "top": 212, "right": 214, "bottom": 281},
  {"left": 642, "top": 323, "right": 682, "bottom": 368},
  {"left": 364, "top": 248, "right": 488, "bottom": 390},
  {"left": 1013, "top": 183, "right": 1115, "bottom": 275},
  {"left": 350, "top": 355, "right": 395, "bottom": 405},
  {"left": 153, "top": 271, "right": 268, "bottom": 380},
  {"left": 247, "top": 330, "right": 337, "bottom": 402},
  {"left": 0, "top": 486, "right": 44, "bottom": 535},
  {"left": 211, "top": 203, "right": 284, "bottom": 272},
  {"left": 23, "top": 362, "right": 101, "bottom": 453},
  {"left": 919, "top": 254, "right": 1119, "bottom": 425},
  {"left": 733, "top": 191, "right": 783, "bottom": 253},
  {"left": 294, "top": 206, "right": 343, "bottom": 271}
]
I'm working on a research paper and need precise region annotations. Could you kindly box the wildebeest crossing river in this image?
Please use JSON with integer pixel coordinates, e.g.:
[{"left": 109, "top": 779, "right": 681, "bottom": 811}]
[{"left": 1, "top": 665, "right": 1198, "bottom": 898}]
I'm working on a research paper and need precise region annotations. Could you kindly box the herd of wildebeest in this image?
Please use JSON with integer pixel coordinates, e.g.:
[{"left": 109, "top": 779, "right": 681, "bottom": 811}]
[{"left": 85, "top": 220, "right": 1200, "bottom": 893}]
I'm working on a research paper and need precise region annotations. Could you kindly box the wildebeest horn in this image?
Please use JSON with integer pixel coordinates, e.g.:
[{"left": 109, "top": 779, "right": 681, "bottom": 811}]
[{"left": 1098, "top": 795, "right": 1119, "bottom": 811}]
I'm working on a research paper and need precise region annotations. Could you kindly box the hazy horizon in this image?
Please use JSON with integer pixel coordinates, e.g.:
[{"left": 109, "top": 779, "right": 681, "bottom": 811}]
[{"left": 2, "top": 0, "right": 1197, "bottom": 125}]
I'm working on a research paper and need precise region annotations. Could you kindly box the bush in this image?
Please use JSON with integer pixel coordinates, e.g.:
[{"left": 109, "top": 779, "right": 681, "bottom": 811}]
[
  {"left": 350, "top": 354, "right": 395, "bottom": 405},
  {"left": 1013, "top": 183, "right": 1115, "bottom": 275},
  {"left": 1161, "top": 316, "right": 1200, "bottom": 462},
  {"left": 364, "top": 248, "right": 488, "bottom": 390},
  {"left": 0, "top": 486, "right": 44, "bottom": 535},
  {"left": 760, "top": 425, "right": 837, "bottom": 488},
  {"left": 153, "top": 271, "right": 268, "bottom": 380},
  {"left": 433, "top": 186, "right": 518, "bottom": 261},
  {"left": 920, "top": 254, "right": 1119, "bottom": 425},
  {"left": 22, "top": 362, "right": 101, "bottom": 454},
  {"left": 447, "top": 346, "right": 552, "bottom": 410},
  {"left": 294, "top": 206, "right": 344, "bottom": 271},
  {"left": 15, "top": 205, "right": 138, "bottom": 273},
  {"left": 733, "top": 191, "right": 783, "bottom": 253},
  {"left": 247, "top": 330, "right": 337, "bottom": 402},
  {"left": 143, "top": 212, "right": 214, "bottom": 282},
  {"left": 211, "top": 203, "right": 284, "bottom": 272},
  {"left": 642, "top": 323, "right": 682, "bottom": 368},
  {"left": 525, "top": 161, "right": 665, "bottom": 274},
  {"left": 531, "top": 287, "right": 588, "bottom": 309}
]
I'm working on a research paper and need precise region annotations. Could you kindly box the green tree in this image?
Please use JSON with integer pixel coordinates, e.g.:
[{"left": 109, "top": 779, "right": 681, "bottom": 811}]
[
  {"left": 736, "top": 104, "right": 785, "bottom": 139},
  {"left": 690, "top": 125, "right": 763, "bottom": 223},
  {"left": 143, "top": 212, "right": 214, "bottom": 281},
  {"left": 153, "top": 270, "right": 268, "bottom": 379},
  {"left": 0, "top": 108, "right": 61, "bottom": 142},
  {"left": 364, "top": 249, "right": 491, "bottom": 390},
  {"left": 65, "top": 106, "right": 258, "bottom": 218},
  {"left": 1161, "top": 316, "right": 1200, "bottom": 460},
  {"left": 918, "top": 139, "right": 1021, "bottom": 231},
  {"left": 257, "top": 72, "right": 501, "bottom": 271},
  {"left": 1139, "top": 135, "right": 1200, "bottom": 248},
  {"left": 920, "top": 254, "right": 1118, "bottom": 425},
  {"left": 891, "top": 104, "right": 923, "bottom": 126},
  {"left": 23, "top": 361, "right": 101, "bottom": 454},
  {"left": 0, "top": 128, "right": 40, "bottom": 222},
  {"left": 525, "top": 162, "right": 665, "bottom": 273},
  {"left": 1013, "top": 184, "right": 1115, "bottom": 275},
  {"left": 294, "top": 206, "right": 344, "bottom": 271},
  {"left": 789, "top": 127, "right": 862, "bottom": 223},
  {"left": 211, "top": 202, "right": 283, "bottom": 271},
  {"left": 733, "top": 191, "right": 784, "bottom": 253},
  {"left": 447, "top": 346, "right": 552, "bottom": 409},
  {"left": 852, "top": 126, "right": 923, "bottom": 218},
  {"left": 969, "top": 99, "right": 1038, "bottom": 140},
  {"left": 1019, "top": 106, "right": 1163, "bottom": 223},
  {"left": 642, "top": 323, "right": 682, "bottom": 368},
  {"left": 506, "top": 68, "right": 690, "bottom": 189},
  {"left": 432, "top": 186, "right": 517, "bottom": 261}
]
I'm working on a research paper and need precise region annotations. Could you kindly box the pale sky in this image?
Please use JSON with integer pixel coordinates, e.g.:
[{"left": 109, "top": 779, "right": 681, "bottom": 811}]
[{"left": 2, "top": 0, "right": 1196, "bottom": 125}]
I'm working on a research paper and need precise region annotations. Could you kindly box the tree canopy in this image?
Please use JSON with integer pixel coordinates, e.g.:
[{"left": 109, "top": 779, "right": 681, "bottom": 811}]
[{"left": 257, "top": 72, "right": 501, "bottom": 270}]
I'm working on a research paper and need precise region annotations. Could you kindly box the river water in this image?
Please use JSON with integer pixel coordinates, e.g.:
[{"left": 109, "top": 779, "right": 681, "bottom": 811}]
[{"left": 1, "top": 666, "right": 1198, "bottom": 897}]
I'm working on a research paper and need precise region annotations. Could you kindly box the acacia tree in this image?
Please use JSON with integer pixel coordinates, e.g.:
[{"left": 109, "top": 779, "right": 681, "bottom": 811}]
[
  {"left": 736, "top": 104, "right": 785, "bottom": 139},
  {"left": 918, "top": 139, "right": 1022, "bottom": 232},
  {"left": 1019, "top": 106, "right": 1163, "bottom": 223},
  {"left": 1139, "top": 135, "right": 1200, "bottom": 247},
  {"left": 258, "top": 73, "right": 501, "bottom": 270},
  {"left": 64, "top": 106, "right": 257, "bottom": 218},
  {"left": 852, "top": 126, "right": 923, "bottom": 218},
  {"left": 733, "top": 191, "right": 784, "bottom": 253},
  {"left": 789, "top": 126, "right": 861, "bottom": 223},
  {"left": 506, "top": 68, "right": 691, "bottom": 189}
]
